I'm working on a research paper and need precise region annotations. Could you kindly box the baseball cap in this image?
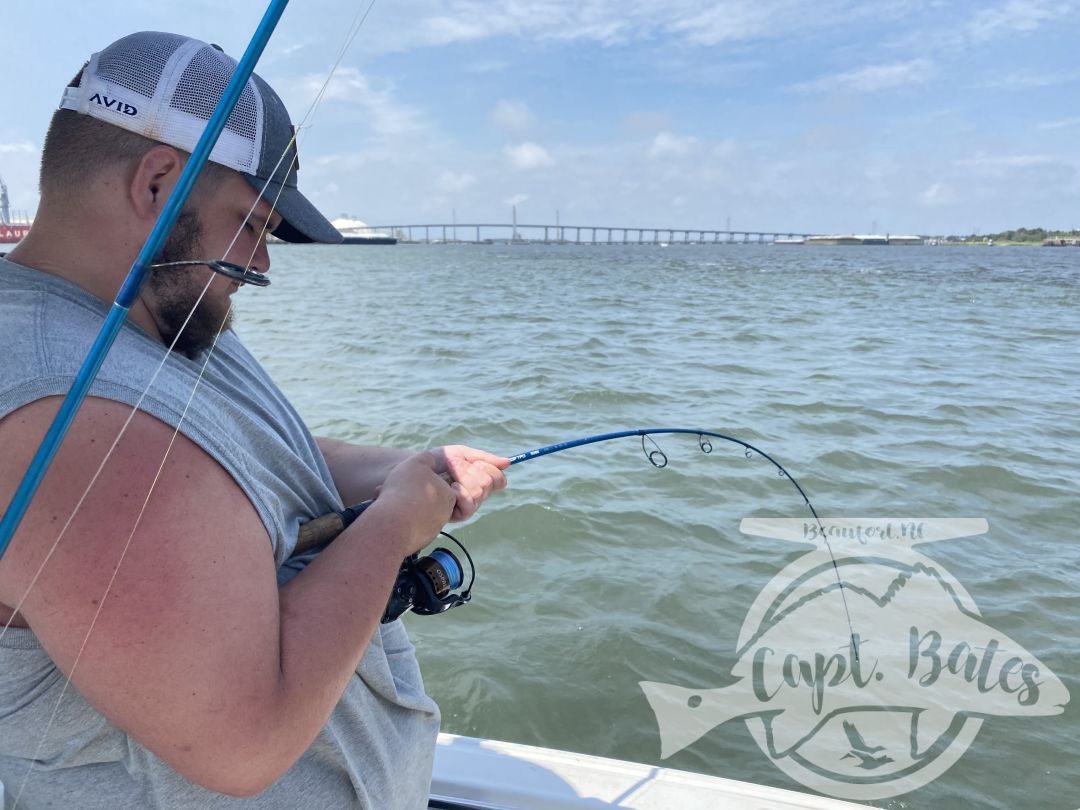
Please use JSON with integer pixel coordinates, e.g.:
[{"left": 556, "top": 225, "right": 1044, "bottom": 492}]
[{"left": 59, "top": 31, "right": 342, "bottom": 244}]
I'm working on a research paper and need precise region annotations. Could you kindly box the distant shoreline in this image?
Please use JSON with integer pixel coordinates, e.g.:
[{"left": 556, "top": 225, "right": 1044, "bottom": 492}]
[{"left": 939, "top": 240, "right": 1079, "bottom": 247}]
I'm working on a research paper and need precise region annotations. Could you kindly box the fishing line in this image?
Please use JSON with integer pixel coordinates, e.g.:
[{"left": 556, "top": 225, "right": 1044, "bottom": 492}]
[
  {"left": 8, "top": 305, "right": 234, "bottom": 808},
  {"left": 0, "top": 270, "right": 223, "bottom": 648},
  {"left": 3, "top": 2, "right": 379, "bottom": 801},
  {"left": 1, "top": 0, "right": 379, "bottom": 638},
  {"left": 229, "top": 0, "right": 377, "bottom": 259},
  {"left": 297, "top": 429, "right": 859, "bottom": 659},
  {"left": 0, "top": 0, "right": 375, "bottom": 564},
  {"left": 83, "top": 0, "right": 385, "bottom": 577},
  {"left": 507, "top": 428, "right": 858, "bottom": 658},
  {"left": 0, "top": 0, "right": 291, "bottom": 560},
  {"left": 0, "top": 192, "right": 271, "bottom": 648},
  {"left": 44, "top": 0, "right": 385, "bottom": 591}
]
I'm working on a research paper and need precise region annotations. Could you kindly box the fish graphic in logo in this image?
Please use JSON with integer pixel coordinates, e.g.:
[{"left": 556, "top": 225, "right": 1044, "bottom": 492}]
[{"left": 640, "top": 518, "right": 1070, "bottom": 800}]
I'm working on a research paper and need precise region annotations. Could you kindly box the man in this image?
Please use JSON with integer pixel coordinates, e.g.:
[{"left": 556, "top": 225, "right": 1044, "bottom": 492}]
[{"left": 0, "top": 32, "right": 507, "bottom": 808}]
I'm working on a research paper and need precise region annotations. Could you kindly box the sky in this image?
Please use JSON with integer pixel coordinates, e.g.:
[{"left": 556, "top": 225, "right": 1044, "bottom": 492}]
[{"left": 3, "top": 0, "right": 1080, "bottom": 235}]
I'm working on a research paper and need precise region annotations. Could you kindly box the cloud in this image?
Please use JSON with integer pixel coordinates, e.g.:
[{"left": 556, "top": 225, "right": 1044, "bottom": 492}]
[
  {"left": 712, "top": 139, "right": 737, "bottom": 159},
  {"left": 466, "top": 59, "right": 510, "bottom": 74},
  {"left": 956, "top": 153, "right": 1057, "bottom": 169},
  {"left": 436, "top": 170, "right": 476, "bottom": 193},
  {"left": 881, "top": 0, "right": 1078, "bottom": 56},
  {"left": 919, "top": 183, "right": 956, "bottom": 206},
  {"left": 664, "top": 0, "right": 821, "bottom": 45},
  {"left": 389, "top": 0, "right": 882, "bottom": 52},
  {"left": 505, "top": 193, "right": 530, "bottom": 206},
  {"left": 274, "top": 39, "right": 313, "bottom": 58},
  {"left": 312, "top": 152, "right": 370, "bottom": 171},
  {"left": 287, "top": 68, "right": 427, "bottom": 139},
  {"left": 0, "top": 141, "right": 37, "bottom": 155},
  {"left": 417, "top": 15, "right": 499, "bottom": 47},
  {"left": 248, "top": 0, "right": 1078, "bottom": 74},
  {"left": 648, "top": 132, "right": 699, "bottom": 158},
  {"left": 417, "top": 3, "right": 635, "bottom": 47},
  {"left": 983, "top": 69, "right": 1080, "bottom": 89},
  {"left": 968, "top": 0, "right": 1064, "bottom": 43},
  {"left": 622, "top": 111, "right": 674, "bottom": 135},
  {"left": 490, "top": 100, "right": 535, "bottom": 132},
  {"left": 793, "top": 58, "right": 934, "bottom": 94},
  {"left": 504, "top": 141, "right": 555, "bottom": 169},
  {"left": 1038, "top": 116, "right": 1080, "bottom": 130}
]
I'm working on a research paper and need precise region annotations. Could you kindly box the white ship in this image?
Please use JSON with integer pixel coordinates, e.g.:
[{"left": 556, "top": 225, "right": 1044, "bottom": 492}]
[{"left": 330, "top": 216, "right": 398, "bottom": 245}]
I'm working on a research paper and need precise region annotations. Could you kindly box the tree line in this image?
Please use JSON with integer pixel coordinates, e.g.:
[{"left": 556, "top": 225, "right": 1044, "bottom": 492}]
[{"left": 938, "top": 227, "right": 1080, "bottom": 243}]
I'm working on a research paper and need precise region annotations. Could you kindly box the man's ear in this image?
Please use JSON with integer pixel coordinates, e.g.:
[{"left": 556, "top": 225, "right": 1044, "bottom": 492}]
[{"left": 129, "top": 145, "right": 186, "bottom": 222}]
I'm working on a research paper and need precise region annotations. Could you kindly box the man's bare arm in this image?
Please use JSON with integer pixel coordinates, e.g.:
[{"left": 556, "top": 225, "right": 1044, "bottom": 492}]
[
  {"left": 0, "top": 397, "right": 454, "bottom": 796},
  {"left": 315, "top": 438, "right": 411, "bottom": 504},
  {"left": 317, "top": 437, "right": 509, "bottom": 521}
]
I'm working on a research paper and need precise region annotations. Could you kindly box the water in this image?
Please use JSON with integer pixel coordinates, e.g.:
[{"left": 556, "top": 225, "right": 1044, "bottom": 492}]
[{"left": 239, "top": 243, "right": 1079, "bottom": 808}]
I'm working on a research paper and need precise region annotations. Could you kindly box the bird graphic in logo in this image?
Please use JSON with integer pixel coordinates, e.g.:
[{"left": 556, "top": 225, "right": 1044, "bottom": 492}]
[
  {"left": 840, "top": 721, "right": 892, "bottom": 770},
  {"left": 640, "top": 518, "right": 1071, "bottom": 801}
]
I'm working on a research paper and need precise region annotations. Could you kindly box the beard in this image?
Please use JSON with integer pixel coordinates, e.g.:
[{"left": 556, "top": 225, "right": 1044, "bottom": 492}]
[{"left": 147, "top": 209, "right": 235, "bottom": 360}]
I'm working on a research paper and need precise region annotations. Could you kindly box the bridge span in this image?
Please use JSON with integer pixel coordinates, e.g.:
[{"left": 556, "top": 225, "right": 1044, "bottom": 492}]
[{"left": 360, "top": 223, "right": 817, "bottom": 245}]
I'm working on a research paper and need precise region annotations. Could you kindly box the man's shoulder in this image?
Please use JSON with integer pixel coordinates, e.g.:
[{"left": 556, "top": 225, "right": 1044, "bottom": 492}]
[
  {"left": 0, "top": 260, "right": 138, "bottom": 408},
  {"left": 0, "top": 258, "right": 111, "bottom": 340},
  {"left": 0, "top": 261, "right": 59, "bottom": 390}
]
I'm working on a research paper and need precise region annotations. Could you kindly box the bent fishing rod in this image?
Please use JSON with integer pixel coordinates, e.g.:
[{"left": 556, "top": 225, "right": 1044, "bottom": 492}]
[
  {"left": 295, "top": 428, "right": 859, "bottom": 656},
  {"left": 296, "top": 428, "right": 824, "bottom": 549}
]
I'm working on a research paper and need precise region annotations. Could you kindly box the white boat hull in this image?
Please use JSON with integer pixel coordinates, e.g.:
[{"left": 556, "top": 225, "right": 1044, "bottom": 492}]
[
  {"left": 0, "top": 733, "right": 869, "bottom": 807},
  {"left": 431, "top": 733, "right": 868, "bottom": 809}
]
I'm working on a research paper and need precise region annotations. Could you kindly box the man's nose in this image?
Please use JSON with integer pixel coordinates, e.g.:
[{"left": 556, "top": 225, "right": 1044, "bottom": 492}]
[{"left": 250, "top": 233, "right": 271, "bottom": 275}]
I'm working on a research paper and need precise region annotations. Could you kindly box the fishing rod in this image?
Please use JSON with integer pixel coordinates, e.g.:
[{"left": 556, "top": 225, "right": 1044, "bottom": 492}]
[
  {"left": 0, "top": 0, "right": 291, "bottom": 562},
  {"left": 297, "top": 428, "right": 859, "bottom": 657},
  {"left": 297, "top": 428, "right": 823, "bottom": 551}
]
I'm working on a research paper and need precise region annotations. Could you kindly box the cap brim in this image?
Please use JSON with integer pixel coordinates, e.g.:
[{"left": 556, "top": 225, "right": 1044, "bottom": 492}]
[{"left": 244, "top": 176, "right": 343, "bottom": 244}]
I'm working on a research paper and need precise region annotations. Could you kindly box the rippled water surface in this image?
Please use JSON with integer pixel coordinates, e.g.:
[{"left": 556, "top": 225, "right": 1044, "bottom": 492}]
[{"left": 239, "top": 243, "right": 1079, "bottom": 808}]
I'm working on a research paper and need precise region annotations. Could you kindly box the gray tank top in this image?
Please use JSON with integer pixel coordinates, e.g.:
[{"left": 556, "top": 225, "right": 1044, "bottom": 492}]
[{"left": 0, "top": 257, "right": 439, "bottom": 809}]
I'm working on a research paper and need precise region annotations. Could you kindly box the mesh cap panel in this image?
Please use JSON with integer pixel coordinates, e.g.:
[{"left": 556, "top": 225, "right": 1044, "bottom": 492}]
[
  {"left": 170, "top": 46, "right": 260, "bottom": 143},
  {"left": 96, "top": 32, "right": 187, "bottom": 99}
]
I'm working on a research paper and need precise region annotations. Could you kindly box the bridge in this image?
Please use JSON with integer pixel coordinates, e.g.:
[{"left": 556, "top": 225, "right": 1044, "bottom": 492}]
[{"left": 358, "top": 223, "right": 817, "bottom": 245}]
